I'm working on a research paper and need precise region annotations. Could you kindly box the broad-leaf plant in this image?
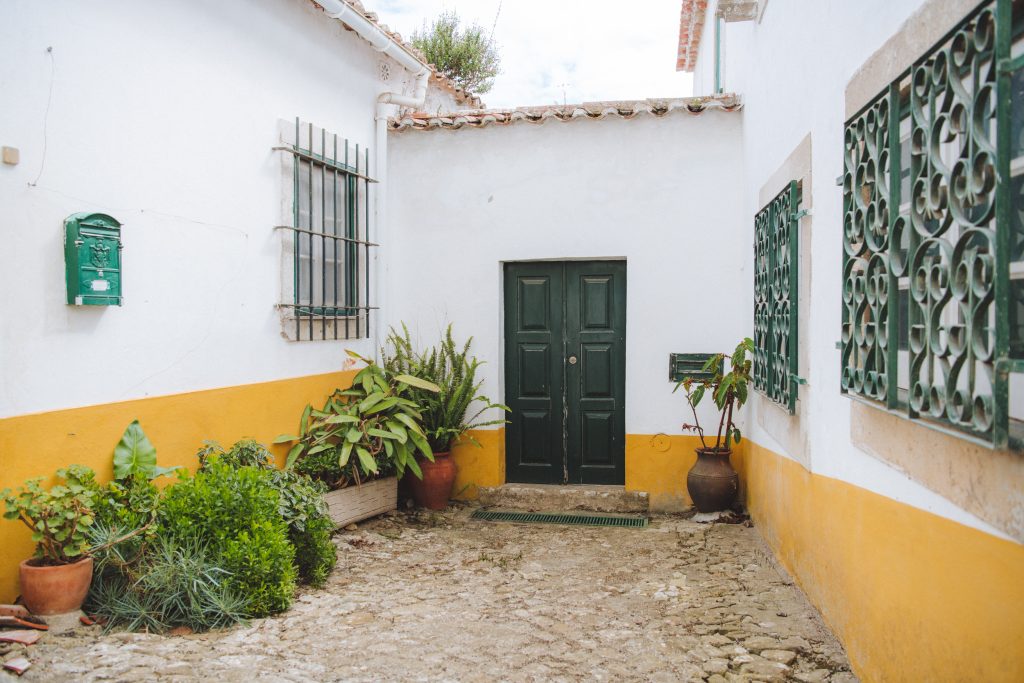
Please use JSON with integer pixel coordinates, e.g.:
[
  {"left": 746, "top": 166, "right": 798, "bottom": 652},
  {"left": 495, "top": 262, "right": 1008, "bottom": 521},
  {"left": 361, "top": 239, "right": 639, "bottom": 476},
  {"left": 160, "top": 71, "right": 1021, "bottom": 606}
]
[
  {"left": 277, "top": 351, "right": 440, "bottom": 487},
  {"left": 674, "top": 338, "right": 755, "bottom": 452}
]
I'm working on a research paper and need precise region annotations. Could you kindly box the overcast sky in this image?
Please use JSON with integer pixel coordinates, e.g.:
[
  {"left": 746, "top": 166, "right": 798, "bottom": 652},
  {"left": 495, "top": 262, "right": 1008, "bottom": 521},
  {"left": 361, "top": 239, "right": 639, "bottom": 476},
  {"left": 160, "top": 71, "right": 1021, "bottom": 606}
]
[{"left": 372, "top": 0, "right": 695, "bottom": 109}]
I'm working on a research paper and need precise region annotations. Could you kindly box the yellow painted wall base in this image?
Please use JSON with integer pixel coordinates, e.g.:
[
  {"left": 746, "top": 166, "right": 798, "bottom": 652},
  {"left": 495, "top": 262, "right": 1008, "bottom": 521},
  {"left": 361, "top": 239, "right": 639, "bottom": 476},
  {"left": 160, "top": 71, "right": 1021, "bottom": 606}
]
[
  {"left": 0, "top": 371, "right": 354, "bottom": 603},
  {"left": 625, "top": 433, "right": 709, "bottom": 511},
  {"left": 735, "top": 441, "right": 1024, "bottom": 682}
]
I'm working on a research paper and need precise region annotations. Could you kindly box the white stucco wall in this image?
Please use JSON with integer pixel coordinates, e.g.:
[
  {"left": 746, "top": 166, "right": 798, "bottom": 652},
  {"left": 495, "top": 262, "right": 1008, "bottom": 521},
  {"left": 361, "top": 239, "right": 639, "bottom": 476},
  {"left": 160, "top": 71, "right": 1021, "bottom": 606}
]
[
  {"left": 0, "top": 0, "right": 438, "bottom": 418},
  {"left": 386, "top": 112, "right": 747, "bottom": 437},
  {"left": 689, "top": 0, "right": 1014, "bottom": 539}
]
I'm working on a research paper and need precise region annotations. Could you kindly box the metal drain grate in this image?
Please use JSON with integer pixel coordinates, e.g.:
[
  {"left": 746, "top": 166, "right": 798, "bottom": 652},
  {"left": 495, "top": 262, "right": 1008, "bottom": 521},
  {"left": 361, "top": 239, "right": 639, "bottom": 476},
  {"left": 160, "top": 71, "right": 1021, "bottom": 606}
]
[{"left": 471, "top": 509, "right": 648, "bottom": 528}]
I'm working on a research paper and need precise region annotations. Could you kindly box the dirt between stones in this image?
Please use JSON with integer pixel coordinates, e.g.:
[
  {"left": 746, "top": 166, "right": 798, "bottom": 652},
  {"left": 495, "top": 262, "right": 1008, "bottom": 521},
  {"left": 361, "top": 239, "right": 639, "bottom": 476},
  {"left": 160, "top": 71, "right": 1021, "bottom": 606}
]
[{"left": 4, "top": 506, "right": 856, "bottom": 682}]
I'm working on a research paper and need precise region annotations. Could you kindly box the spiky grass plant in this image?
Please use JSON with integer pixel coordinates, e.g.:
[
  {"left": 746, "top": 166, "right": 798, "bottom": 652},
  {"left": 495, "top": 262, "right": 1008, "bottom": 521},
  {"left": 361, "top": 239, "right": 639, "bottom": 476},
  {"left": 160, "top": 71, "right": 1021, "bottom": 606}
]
[
  {"left": 383, "top": 324, "right": 508, "bottom": 452},
  {"left": 88, "top": 530, "right": 248, "bottom": 633}
]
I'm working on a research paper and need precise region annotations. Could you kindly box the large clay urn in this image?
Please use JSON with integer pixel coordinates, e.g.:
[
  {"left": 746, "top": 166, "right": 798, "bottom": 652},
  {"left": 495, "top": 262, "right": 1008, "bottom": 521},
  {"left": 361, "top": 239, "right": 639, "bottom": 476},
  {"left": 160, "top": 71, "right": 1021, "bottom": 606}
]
[
  {"left": 19, "top": 556, "right": 93, "bottom": 615},
  {"left": 686, "top": 448, "right": 738, "bottom": 513},
  {"left": 410, "top": 452, "right": 456, "bottom": 510}
]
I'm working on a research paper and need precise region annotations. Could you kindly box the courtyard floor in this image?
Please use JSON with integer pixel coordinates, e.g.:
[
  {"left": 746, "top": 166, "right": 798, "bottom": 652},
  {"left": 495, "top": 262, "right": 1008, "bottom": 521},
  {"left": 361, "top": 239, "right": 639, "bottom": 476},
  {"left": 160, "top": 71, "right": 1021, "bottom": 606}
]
[{"left": 5, "top": 507, "right": 855, "bottom": 682}]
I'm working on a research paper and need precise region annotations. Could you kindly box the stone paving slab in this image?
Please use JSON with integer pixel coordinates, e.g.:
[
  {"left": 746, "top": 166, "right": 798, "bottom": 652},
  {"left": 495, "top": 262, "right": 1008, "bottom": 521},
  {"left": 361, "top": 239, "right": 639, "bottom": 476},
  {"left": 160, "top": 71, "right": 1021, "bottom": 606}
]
[{"left": 1, "top": 507, "right": 856, "bottom": 682}]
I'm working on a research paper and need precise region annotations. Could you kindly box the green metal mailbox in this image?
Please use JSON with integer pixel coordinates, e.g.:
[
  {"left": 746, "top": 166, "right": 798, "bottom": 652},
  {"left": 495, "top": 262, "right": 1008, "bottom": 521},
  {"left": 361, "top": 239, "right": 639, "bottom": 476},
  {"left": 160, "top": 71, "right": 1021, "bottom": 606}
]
[{"left": 64, "top": 212, "right": 123, "bottom": 306}]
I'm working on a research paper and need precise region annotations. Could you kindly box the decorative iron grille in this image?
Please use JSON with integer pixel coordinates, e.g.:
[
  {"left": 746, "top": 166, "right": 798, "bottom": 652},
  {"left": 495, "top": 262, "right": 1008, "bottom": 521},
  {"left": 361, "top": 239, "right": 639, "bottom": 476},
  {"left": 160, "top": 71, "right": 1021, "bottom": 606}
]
[
  {"left": 841, "top": 0, "right": 1018, "bottom": 447},
  {"left": 275, "top": 118, "right": 377, "bottom": 341},
  {"left": 754, "top": 181, "right": 800, "bottom": 413}
]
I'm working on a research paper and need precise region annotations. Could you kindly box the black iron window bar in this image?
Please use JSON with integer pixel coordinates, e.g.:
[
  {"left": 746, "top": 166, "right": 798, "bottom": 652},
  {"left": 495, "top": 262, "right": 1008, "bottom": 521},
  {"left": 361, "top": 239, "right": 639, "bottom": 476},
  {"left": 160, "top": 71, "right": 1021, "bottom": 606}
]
[{"left": 275, "top": 118, "right": 378, "bottom": 341}]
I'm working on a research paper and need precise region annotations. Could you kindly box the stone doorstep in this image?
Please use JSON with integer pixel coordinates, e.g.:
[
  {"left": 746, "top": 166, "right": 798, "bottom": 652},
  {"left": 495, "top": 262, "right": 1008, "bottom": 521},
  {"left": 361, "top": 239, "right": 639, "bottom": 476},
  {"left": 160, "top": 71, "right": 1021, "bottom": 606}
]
[{"left": 477, "top": 484, "right": 649, "bottom": 513}]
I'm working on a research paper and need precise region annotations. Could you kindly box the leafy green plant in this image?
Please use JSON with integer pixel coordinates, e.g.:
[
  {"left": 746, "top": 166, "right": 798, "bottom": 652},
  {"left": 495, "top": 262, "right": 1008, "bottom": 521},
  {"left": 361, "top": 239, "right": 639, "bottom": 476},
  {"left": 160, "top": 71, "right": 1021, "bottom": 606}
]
[
  {"left": 2, "top": 465, "right": 97, "bottom": 565},
  {"left": 89, "top": 474, "right": 159, "bottom": 564},
  {"left": 113, "top": 420, "right": 178, "bottom": 480},
  {"left": 197, "top": 438, "right": 273, "bottom": 471},
  {"left": 674, "top": 338, "right": 755, "bottom": 451},
  {"left": 411, "top": 10, "right": 501, "bottom": 95},
  {"left": 383, "top": 324, "right": 508, "bottom": 452},
  {"left": 90, "top": 421, "right": 176, "bottom": 563},
  {"left": 277, "top": 351, "right": 440, "bottom": 486},
  {"left": 158, "top": 461, "right": 296, "bottom": 617},
  {"left": 291, "top": 514, "right": 335, "bottom": 586},
  {"left": 198, "top": 439, "right": 336, "bottom": 586},
  {"left": 87, "top": 534, "right": 247, "bottom": 633}
]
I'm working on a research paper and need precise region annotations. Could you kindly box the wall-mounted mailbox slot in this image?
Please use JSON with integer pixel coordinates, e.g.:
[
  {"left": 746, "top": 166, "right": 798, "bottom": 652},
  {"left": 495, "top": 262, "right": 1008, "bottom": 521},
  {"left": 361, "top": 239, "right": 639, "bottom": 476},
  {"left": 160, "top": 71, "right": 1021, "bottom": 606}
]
[
  {"left": 64, "top": 212, "right": 122, "bottom": 306},
  {"left": 669, "top": 353, "right": 719, "bottom": 382}
]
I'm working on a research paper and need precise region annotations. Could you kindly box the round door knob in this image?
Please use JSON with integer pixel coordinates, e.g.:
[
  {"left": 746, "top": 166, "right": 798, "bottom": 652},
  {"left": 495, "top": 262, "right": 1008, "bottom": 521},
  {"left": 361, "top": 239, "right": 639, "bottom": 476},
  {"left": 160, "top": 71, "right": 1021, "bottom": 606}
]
[{"left": 568, "top": 356, "right": 578, "bottom": 365}]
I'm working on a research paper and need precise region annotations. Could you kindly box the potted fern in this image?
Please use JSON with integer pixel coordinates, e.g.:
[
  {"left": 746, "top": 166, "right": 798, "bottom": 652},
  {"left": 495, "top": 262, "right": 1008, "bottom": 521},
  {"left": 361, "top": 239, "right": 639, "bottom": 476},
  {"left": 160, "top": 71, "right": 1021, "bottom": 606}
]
[{"left": 383, "top": 324, "right": 509, "bottom": 509}]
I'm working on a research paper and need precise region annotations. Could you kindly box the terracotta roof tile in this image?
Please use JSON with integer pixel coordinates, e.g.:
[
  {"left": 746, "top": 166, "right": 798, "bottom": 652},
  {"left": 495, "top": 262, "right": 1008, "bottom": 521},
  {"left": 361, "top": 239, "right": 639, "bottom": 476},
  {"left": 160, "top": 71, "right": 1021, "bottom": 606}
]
[
  {"left": 676, "top": 0, "right": 708, "bottom": 72},
  {"left": 389, "top": 94, "right": 741, "bottom": 132}
]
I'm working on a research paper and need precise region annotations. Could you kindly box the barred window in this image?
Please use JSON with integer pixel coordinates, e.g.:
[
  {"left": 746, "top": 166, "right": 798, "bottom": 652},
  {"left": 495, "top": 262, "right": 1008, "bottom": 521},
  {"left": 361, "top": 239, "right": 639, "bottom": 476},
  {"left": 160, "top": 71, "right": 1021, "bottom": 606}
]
[
  {"left": 277, "top": 118, "right": 375, "bottom": 342},
  {"left": 754, "top": 181, "right": 801, "bottom": 414},
  {"left": 841, "top": 0, "right": 1024, "bottom": 448}
]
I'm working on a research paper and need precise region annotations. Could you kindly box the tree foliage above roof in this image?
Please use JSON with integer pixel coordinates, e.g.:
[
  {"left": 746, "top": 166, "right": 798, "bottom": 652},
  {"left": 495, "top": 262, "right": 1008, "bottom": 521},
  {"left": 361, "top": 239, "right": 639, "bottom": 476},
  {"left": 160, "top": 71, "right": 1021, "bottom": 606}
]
[{"left": 412, "top": 11, "right": 500, "bottom": 96}]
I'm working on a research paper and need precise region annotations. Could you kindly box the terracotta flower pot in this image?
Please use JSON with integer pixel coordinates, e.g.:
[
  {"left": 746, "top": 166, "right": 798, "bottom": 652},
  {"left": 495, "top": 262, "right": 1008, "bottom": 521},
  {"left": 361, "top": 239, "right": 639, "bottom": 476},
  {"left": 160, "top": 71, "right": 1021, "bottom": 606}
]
[
  {"left": 686, "top": 448, "right": 738, "bottom": 513},
  {"left": 19, "top": 556, "right": 93, "bottom": 615},
  {"left": 410, "top": 451, "right": 456, "bottom": 510}
]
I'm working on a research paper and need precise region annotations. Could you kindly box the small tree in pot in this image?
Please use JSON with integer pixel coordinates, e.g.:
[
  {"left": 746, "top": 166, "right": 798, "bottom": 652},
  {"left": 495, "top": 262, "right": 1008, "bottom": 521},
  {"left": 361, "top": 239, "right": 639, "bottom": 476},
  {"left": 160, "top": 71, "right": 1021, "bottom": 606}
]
[
  {"left": 675, "top": 338, "right": 754, "bottom": 513},
  {"left": 384, "top": 324, "right": 509, "bottom": 510}
]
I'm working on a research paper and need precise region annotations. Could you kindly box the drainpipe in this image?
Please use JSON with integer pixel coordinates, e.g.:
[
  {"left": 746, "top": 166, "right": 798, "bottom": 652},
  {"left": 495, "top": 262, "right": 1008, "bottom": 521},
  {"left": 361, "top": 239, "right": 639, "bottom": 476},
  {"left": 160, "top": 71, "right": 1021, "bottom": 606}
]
[
  {"left": 714, "top": 11, "right": 723, "bottom": 94},
  {"left": 319, "top": 0, "right": 431, "bottom": 351}
]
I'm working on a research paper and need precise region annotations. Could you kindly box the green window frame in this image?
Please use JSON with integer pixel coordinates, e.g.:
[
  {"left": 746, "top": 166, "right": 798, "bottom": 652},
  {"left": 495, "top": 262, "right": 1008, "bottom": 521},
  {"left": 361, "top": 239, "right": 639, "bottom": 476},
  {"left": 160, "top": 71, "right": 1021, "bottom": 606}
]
[
  {"left": 754, "top": 180, "right": 801, "bottom": 414},
  {"left": 841, "top": 0, "right": 1023, "bottom": 448},
  {"left": 276, "top": 118, "right": 377, "bottom": 342}
]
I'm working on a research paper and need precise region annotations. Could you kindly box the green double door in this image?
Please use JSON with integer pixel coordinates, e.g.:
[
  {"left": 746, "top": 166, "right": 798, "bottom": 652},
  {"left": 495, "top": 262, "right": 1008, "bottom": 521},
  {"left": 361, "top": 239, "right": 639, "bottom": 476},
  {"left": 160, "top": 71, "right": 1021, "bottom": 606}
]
[{"left": 503, "top": 261, "right": 626, "bottom": 485}]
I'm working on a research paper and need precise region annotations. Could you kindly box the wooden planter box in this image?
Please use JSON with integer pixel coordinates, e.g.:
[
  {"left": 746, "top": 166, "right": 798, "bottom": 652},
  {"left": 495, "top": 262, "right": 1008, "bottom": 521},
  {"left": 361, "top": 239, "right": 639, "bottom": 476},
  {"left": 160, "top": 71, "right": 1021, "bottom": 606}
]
[{"left": 323, "top": 476, "right": 397, "bottom": 528}]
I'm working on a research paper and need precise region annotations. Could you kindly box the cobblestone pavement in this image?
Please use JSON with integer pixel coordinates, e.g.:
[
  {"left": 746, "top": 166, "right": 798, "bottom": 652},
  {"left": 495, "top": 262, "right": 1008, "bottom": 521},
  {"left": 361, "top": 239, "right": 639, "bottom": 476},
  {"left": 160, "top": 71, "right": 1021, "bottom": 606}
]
[{"left": 4, "top": 507, "right": 855, "bottom": 682}]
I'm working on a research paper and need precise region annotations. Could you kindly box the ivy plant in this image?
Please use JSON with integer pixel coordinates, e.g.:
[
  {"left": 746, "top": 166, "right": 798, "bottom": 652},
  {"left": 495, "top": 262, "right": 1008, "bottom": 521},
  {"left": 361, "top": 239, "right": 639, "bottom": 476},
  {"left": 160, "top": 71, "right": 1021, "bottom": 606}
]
[
  {"left": 277, "top": 351, "right": 440, "bottom": 487},
  {"left": 2, "top": 465, "right": 98, "bottom": 565}
]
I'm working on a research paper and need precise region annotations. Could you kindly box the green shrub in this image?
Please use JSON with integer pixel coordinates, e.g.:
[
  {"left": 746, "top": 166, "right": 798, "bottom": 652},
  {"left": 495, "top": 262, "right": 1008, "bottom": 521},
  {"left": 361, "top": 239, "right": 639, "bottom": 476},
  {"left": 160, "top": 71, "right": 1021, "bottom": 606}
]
[
  {"left": 90, "top": 474, "right": 159, "bottom": 561},
  {"left": 197, "top": 438, "right": 273, "bottom": 470},
  {"left": 198, "top": 439, "right": 336, "bottom": 586},
  {"left": 158, "top": 461, "right": 296, "bottom": 617},
  {"left": 291, "top": 514, "right": 335, "bottom": 586},
  {"left": 87, "top": 421, "right": 248, "bottom": 633},
  {"left": 272, "top": 470, "right": 336, "bottom": 586}
]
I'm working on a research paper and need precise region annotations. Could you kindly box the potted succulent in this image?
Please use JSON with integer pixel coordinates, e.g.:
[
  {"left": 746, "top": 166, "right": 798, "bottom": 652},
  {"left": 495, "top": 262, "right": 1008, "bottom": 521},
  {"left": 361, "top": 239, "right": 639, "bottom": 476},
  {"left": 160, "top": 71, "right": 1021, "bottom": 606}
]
[
  {"left": 383, "top": 324, "right": 509, "bottom": 510},
  {"left": 277, "top": 350, "right": 439, "bottom": 526},
  {"left": 675, "top": 338, "right": 754, "bottom": 513},
  {"left": 2, "top": 465, "right": 98, "bottom": 615}
]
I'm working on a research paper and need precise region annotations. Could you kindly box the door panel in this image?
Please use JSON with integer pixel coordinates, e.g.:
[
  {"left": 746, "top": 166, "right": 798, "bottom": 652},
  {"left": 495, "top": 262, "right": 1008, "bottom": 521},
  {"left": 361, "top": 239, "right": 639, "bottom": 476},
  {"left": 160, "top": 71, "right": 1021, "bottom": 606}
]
[
  {"left": 504, "top": 263, "right": 565, "bottom": 484},
  {"left": 582, "top": 343, "right": 613, "bottom": 397},
  {"left": 566, "top": 262, "right": 626, "bottom": 484},
  {"left": 505, "top": 261, "right": 626, "bottom": 485}
]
